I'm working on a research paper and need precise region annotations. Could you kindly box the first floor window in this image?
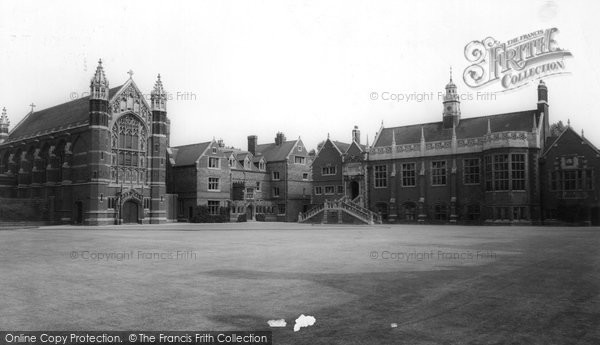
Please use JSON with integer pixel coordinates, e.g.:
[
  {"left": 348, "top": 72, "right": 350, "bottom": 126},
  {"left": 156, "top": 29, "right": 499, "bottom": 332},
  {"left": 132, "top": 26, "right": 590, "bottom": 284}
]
[
  {"left": 302, "top": 173, "right": 309, "bottom": 180},
  {"left": 208, "top": 177, "right": 219, "bottom": 191},
  {"left": 272, "top": 171, "right": 280, "bottom": 180},
  {"left": 322, "top": 166, "right": 336, "bottom": 175},
  {"left": 550, "top": 168, "right": 594, "bottom": 191},
  {"left": 493, "top": 154, "right": 509, "bottom": 191},
  {"left": 401, "top": 163, "right": 416, "bottom": 187},
  {"left": 314, "top": 186, "right": 322, "bottom": 195},
  {"left": 374, "top": 165, "right": 387, "bottom": 188},
  {"left": 208, "top": 157, "right": 220, "bottom": 169},
  {"left": 511, "top": 154, "right": 526, "bottom": 190},
  {"left": 208, "top": 200, "right": 220, "bottom": 215},
  {"left": 325, "top": 186, "right": 335, "bottom": 194},
  {"left": 294, "top": 156, "right": 306, "bottom": 164},
  {"left": 463, "top": 158, "right": 480, "bottom": 184},
  {"left": 273, "top": 187, "right": 280, "bottom": 197},
  {"left": 431, "top": 161, "right": 447, "bottom": 186},
  {"left": 337, "top": 185, "right": 344, "bottom": 194}
]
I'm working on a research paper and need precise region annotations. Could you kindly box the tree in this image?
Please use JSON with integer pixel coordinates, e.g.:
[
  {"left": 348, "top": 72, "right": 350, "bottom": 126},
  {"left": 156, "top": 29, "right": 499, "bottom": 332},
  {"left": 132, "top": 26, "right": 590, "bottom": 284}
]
[{"left": 549, "top": 121, "right": 566, "bottom": 137}]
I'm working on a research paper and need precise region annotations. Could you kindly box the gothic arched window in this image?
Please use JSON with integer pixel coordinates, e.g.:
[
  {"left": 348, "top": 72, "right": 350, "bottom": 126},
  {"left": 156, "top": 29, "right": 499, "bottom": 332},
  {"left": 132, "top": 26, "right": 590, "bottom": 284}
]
[{"left": 111, "top": 114, "right": 147, "bottom": 184}]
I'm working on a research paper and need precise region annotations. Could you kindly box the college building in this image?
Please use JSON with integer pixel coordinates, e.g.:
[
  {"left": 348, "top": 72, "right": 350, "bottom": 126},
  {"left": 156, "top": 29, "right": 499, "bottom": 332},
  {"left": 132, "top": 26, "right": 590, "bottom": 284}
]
[
  {"left": 0, "top": 60, "right": 177, "bottom": 224},
  {"left": 167, "top": 133, "right": 312, "bottom": 222},
  {"left": 1, "top": 61, "right": 598, "bottom": 225},
  {"left": 302, "top": 76, "right": 600, "bottom": 225}
]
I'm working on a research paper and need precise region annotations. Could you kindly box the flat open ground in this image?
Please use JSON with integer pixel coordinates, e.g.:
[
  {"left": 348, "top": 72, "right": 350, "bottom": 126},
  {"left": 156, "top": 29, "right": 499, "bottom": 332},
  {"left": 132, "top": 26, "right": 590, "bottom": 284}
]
[{"left": 0, "top": 223, "right": 599, "bottom": 344}]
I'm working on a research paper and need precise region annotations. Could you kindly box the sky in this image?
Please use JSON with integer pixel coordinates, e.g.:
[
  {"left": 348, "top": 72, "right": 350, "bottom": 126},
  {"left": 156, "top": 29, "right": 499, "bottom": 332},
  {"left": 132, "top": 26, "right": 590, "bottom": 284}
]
[{"left": 1, "top": 0, "right": 599, "bottom": 151}]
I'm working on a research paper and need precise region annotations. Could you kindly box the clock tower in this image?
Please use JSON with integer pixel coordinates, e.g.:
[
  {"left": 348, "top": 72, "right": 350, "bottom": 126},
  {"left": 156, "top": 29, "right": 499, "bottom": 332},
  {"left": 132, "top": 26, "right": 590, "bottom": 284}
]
[{"left": 443, "top": 68, "right": 461, "bottom": 129}]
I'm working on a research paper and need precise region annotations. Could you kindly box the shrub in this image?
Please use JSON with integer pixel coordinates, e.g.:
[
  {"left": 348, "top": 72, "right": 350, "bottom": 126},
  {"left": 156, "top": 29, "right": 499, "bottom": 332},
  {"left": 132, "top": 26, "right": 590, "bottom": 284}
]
[
  {"left": 237, "top": 214, "right": 247, "bottom": 222},
  {"left": 255, "top": 213, "right": 266, "bottom": 222},
  {"left": 192, "top": 205, "right": 230, "bottom": 223}
]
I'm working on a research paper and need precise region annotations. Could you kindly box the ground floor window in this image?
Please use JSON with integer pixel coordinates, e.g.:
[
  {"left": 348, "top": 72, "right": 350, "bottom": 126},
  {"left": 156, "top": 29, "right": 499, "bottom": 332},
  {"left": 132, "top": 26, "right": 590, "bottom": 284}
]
[
  {"left": 466, "top": 204, "right": 480, "bottom": 221},
  {"left": 277, "top": 204, "right": 286, "bottom": 215},
  {"left": 434, "top": 203, "right": 447, "bottom": 221},
  {"left": 402, "top": 202, "right": 417, "bottom": 220},
  {"left": 207, "top": 200, "right": 220, "bottom": 215}
]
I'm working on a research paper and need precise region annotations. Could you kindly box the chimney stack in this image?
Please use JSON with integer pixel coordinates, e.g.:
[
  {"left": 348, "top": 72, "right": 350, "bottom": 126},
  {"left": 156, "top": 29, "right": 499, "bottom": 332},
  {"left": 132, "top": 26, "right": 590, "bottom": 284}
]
[
  {"left": 247, "top": 135, "right": 257, "bottom": 155},
  {"left": 275, "top": 132, "right": 286, "bottom": 146}
]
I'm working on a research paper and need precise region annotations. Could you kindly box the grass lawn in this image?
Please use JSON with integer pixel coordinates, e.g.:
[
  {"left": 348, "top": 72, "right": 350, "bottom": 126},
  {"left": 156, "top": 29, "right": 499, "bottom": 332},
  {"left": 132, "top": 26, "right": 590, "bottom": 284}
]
[{"left": 0, "top": 222, "right": 599, "bottom": 344}]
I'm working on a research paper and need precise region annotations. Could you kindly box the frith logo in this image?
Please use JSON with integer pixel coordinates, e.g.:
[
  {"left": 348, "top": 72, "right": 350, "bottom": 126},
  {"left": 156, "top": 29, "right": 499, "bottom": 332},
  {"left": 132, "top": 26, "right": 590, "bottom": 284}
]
[{"left": 463, "top": 28, "right": 572, "bottom": 91}]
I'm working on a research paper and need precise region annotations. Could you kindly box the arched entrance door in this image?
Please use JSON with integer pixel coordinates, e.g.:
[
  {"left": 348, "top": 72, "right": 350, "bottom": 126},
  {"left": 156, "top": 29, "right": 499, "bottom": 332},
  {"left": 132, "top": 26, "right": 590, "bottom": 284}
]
[
  {"left": 246, "top": 204, "right": 254, "bottom": 220},
  {"left": 122, "top": 200, "right": 139, "bottom": 224},
  {"left": 74, "top": 201, "right": 83, "bottom": 224},
  {"left": 350, "top": 181, "right": 359, "bottom": 200}
]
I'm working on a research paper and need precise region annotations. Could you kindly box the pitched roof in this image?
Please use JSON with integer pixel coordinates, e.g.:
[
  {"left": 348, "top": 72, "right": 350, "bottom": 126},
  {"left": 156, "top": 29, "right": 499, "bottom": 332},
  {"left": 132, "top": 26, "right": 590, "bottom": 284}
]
[
  {"left": 543, "top": 126, "right": 600, "bottom": 156},
  {"left": 332, "top": 140, "right": 351, "bottom": 154},
  {"left": 374, "top": 110, "right": 538, "bottom": 147},
  {"left": 255, "top": 140, "right": 297, "bottom": 161},
  {"left": 7, "top": 86, "right": 122, "bottom": 141},
  {"left": 170, "top": 142, "right": 211, "bottom": 166}
]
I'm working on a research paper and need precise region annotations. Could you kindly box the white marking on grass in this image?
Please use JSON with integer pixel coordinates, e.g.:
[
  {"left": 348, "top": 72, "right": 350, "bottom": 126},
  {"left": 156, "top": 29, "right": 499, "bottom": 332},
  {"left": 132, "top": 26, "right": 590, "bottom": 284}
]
[
  {"left": 293, "top": 314, "right": 316, "bottom": 332},
  {"left": 267, "top": 319, "right": 287, "bottom": 327}
]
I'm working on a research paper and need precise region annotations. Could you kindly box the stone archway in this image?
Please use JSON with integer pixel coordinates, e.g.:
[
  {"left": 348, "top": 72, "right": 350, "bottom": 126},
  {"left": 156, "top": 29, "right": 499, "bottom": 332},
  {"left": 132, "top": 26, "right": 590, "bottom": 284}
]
[{"left": 122, "top": 199, "right": 139, "bottom": 224}]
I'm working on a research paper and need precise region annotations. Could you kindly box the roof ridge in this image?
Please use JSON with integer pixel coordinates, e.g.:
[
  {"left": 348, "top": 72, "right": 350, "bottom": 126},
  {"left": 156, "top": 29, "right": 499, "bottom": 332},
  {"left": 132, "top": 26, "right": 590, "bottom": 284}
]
[{"left": 383, "top": 110, "right": 538, "bottom": 130}]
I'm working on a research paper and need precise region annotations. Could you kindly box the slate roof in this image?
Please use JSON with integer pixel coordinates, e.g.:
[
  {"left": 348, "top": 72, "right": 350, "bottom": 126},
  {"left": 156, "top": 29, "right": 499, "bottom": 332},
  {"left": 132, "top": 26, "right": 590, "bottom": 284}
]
[
  {"left": 331, "top": 140, "right": 351, "bottom": 154},
  {"left": 170, "top": 142, "right": 211, "bottom": 166},
  {"left": 7, "top": 86, "right": 123, "bottom": 141},
  {"left": 544, "top": 126, "right": 600, "bottom": 156},
  {"left": 255, "top": 140, "right": 297, "bottom": 161},
  {"left": 374, "top": 110, "right": 538, "bottom": 147}
]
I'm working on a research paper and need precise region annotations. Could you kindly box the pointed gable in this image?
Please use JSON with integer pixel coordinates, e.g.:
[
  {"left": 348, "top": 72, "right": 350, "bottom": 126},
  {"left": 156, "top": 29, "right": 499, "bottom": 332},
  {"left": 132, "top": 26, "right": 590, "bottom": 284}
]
[
  {"left": 345, "top": 141, "right": 365, "bottom": 156},
  {"left": 544, "top": 126, "right": 600, "bottom": 158},
  {"left": 170, "top": 141, "right": 211, "bottom": 166}
]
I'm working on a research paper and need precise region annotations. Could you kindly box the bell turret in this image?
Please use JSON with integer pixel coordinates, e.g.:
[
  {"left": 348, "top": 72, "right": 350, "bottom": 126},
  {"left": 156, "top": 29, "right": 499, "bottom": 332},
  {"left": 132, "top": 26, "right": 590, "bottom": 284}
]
[{"left": 443, "top": 67, "right": 461, "bottom": 129}]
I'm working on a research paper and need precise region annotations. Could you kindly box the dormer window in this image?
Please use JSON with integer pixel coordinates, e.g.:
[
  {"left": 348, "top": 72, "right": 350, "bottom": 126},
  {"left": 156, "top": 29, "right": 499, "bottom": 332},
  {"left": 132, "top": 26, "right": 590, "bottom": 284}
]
[
  {"left": 212, "top": 147, "right": 217, "bottom": 154},
  {"left": 229, "top": 156, "right": 235, "bottom": 167},
  {"left": 259, "top": 161, "right": 265, "bottom": 171},
  {"left": 244, "top": 158, "right": 251, "bottom": 170}
]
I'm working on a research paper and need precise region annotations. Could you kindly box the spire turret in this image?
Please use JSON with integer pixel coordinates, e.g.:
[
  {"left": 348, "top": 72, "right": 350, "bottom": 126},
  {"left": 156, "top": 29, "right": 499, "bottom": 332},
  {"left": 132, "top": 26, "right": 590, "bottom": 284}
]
[
  {"left": 151, "top": 74, "right": 166, "bottom": 111},
  {"left": 90, "top": 59, "right": 109, "bottom": 100},
  {"left": 0, "top": 107, "right": 9, "bottom": 143}
]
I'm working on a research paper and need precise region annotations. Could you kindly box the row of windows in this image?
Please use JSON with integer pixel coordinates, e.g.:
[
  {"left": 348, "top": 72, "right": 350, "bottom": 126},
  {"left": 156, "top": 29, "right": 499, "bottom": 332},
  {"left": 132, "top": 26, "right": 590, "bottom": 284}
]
[
  {"left": 373, "top": 154, "right": 527, "bottom": 190},
  {"left": 322, "top": 166, "right": 337, "bottom": 175},
  {"left": 272, "top": 171, "right": 309, "bottom": 181},
  {"left": 384, "top": 203, "right": 527, "bottom": 221},
  {"left": 484, "top": 154, "right": 526, "bottom": 191},
  {"left": 550, "top": 169, "right": 594, "bottom": 191},
  {"left": 314, "top": 185, "right": 344, "bottom": 195},
  {"left": 106, "top": 197, "right": 151, "bottom": 209}
]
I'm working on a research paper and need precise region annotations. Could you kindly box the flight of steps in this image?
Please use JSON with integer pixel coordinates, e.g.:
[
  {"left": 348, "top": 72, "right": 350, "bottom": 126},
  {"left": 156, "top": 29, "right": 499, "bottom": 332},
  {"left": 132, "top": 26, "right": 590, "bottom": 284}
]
[{"left": 298, "top": 196, "right": 382, "bottom": 225}]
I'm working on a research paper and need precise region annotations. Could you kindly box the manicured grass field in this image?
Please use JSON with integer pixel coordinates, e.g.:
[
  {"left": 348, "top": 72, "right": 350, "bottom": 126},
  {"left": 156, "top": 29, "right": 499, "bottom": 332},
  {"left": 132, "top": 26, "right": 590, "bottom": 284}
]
[{"left": 0, "top": 223, "right": 599, "bottom": 344}]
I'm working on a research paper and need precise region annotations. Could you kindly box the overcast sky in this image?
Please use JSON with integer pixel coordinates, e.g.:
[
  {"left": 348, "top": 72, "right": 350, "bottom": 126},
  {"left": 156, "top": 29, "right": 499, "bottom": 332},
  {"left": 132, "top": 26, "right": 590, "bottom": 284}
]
[{"left": 1, "top": 0, "right": 599, "bottom": 151}]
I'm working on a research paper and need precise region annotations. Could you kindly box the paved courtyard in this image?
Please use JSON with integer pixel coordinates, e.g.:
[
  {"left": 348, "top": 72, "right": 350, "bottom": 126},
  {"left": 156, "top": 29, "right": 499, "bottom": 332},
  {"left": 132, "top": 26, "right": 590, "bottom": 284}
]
[{"left": 0, "top": 222, "right": 598, "bottom": 344}]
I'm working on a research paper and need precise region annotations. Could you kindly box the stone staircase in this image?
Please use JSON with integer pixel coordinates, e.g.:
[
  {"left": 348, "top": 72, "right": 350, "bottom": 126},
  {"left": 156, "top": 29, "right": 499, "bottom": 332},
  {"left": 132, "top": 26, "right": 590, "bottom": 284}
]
[{"left": 298, "top": 196, "right": 382, "bottom": 225}]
